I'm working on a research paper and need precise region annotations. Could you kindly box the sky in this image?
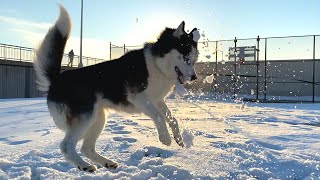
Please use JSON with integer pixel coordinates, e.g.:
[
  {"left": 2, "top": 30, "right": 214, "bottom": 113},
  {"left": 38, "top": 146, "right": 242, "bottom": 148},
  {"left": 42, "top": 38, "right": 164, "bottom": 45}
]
[{"left": 0, "top": 0, "right": 319, "bottom": 60}]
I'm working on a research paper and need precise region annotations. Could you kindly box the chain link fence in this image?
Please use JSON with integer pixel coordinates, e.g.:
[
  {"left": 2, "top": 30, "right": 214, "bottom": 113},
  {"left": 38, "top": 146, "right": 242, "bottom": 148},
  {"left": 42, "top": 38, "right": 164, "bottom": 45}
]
[{"left": 110, "top": 35, "right": 320, "bottom": 102}]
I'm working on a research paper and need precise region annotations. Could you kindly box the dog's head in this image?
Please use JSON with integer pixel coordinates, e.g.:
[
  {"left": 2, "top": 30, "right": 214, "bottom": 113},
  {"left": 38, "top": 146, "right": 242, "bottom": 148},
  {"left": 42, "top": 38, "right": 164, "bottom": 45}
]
[{"left": 152, "top": 21, "right": 199, "bottom": 84}]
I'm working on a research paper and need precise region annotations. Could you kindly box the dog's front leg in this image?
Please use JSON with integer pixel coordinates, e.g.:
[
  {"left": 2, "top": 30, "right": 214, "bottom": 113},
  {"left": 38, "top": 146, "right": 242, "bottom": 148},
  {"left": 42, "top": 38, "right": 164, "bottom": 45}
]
[
  {"left": 157, "top": 100, "right": 184, "bottom": 147},
  {"left": 128, "top": 93, "right": 171, "bottom": 146}
]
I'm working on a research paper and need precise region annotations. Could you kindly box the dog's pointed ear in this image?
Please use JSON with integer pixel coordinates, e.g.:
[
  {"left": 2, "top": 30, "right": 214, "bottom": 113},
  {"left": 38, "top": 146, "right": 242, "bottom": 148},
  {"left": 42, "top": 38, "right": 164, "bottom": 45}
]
[
  {"left": 173, "top": 21, "right": 185, "bottom": 38},
  {"left": 188, "top": 28, "right": 197, "bottom": 38},
  {"left": 189, "top": 28, "right": 200, "bottom": 42},
  {"left": 189, "top": 28, "right": 197, "bottom": 34}
]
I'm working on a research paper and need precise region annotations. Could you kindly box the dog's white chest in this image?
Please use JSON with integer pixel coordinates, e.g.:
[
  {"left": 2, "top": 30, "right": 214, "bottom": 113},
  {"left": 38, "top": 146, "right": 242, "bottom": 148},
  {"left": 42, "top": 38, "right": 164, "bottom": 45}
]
[{"left": 145, "top": 76, "right": 174, "bottom": 101}]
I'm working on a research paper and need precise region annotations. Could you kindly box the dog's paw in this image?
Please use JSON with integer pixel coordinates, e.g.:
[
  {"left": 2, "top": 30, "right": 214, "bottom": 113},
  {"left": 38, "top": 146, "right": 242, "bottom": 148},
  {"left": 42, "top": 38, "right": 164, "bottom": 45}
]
[
  {"left": 77, "top": 164, "right": 97, "bottom": 173},
  {"left": 176, "top": 140, "right": 184, "bottom": 147},
  {"left": 174, "top": 135, "right": 184, "bottom": 148},
  {"left": 105, "top": 161, "right": 118, "bottom": 169},
  {"left": 159, "top": 132, "right": 171, "bottom": 146}
]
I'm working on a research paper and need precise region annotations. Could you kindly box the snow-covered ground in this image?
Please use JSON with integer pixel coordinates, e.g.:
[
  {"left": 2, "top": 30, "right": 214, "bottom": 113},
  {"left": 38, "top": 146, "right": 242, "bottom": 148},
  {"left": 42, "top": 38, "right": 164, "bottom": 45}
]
[{"left": 0, "top": 97, "right": 320, "bottom": 179}]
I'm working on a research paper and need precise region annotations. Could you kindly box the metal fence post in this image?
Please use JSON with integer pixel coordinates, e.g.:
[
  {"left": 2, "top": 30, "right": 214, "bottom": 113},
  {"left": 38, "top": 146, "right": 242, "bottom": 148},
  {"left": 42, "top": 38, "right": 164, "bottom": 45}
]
[
  {"left": 233, "top": 37, "right": 237, "bottom": 99},
  {"left": 124, "top": 44, "right": 126, "bottom": 55},
  {"left": 312, "top": 35, "right": 316, "bottom": 102},
  {"left": 4, "top": 44, "right": 6, "bottom": 59},
  {"left": 256, "top": 36, "right": 260, "bottom": 100},
  {"left": 215, "top": 41, "right": 218, "bottom": 75},
  {"left": 19, "top": 47, "right": 22, "bottom": 61},
  {"left": 264, "top": 38, "right": 267, "bottom": 100},
  {"left": 109, "top": 42, "right": 112, "bottom": 60},
  {"left": 215, "top": 41, "right": 218, "bottom": 93}
]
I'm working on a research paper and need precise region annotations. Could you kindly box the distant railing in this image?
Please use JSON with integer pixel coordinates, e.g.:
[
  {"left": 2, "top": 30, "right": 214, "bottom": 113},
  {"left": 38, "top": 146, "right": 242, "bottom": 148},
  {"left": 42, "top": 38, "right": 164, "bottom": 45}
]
[
  {"left": 0, "top": 43, "right": 106, "bottom": 67},
  {"left": 109, "top": 42, "right": 143, "bottom": 60}
]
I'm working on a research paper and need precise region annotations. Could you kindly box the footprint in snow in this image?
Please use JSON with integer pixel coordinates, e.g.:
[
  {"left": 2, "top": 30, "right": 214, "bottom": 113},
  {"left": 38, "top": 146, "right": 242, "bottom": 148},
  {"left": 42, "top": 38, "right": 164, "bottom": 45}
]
[
  {"left": 111, "top": 130, "right": 131, "bottom": 134},
  {"left": 121, "top": 119, "right": 138, "bottom": 125},
  {"left": 224, "top": 129, "right": 238, "bottom": 134},
  {"left": 130, "top": 146, "right": 174, "bottom": 162},
  {"left": 246, "top": 140, "right": 284, "bottom": 151},
  {"left": 113, "top": 136, "right": 137, "bottom": 143},
  {"left": 109, "top": 124, "right": 125, "bottom": 131},
  {"left": 34, "top": 129, "right": 51, "bottom": 136},
  {"left": 0, "top": 137, "right": 32, "bottom": 145},
  {"left": 194, "top": 130, "right": 220, "bottom": 138}
]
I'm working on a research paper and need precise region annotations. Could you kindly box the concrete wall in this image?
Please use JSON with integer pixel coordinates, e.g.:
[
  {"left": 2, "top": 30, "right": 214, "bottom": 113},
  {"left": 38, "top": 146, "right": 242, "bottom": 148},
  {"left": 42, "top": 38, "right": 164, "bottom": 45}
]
[
  {"left": 0, "top": 60, "right": 41, "bottom": 98},
  {"left": 0, "top": 60, "right": 72, "bottom": 99},
  {"left": 188, "top": 59, "right": 320, "bottom": 100},
  {"left": 1, "top": 59, "right": 319, "bottom": 100}
]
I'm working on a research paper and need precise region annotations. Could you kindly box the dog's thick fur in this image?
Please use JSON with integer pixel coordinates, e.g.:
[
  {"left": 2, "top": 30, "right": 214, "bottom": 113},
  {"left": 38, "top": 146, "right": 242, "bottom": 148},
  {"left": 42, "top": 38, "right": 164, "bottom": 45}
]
[{"left": 34, "top": 6, "right": 198, "bottom": 172}]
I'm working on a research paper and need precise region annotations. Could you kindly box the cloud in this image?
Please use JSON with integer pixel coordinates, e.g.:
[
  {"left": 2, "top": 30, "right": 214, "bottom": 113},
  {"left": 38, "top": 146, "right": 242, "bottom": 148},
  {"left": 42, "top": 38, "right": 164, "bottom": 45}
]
[
  {"left": 1, "top": 15, "right": 109, "bottom": 64},
  {"left": 0, "top": 15, "right": 51, "bottom": 31}
]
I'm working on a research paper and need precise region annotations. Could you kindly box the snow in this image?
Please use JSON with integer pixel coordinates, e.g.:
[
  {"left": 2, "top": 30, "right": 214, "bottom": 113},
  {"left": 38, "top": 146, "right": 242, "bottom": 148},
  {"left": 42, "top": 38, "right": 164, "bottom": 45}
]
[
  {"left": 0, "top": 97, "right": 320, "bottom": 179},
  {"left": 205, "top": 74, "right": 214, "bottom": 84},
  {"left": 181, "top": 129, "right": 194, "bottom": 148},
  {"left": 173, "top": 82, "right": 188, "bottom": 97}
]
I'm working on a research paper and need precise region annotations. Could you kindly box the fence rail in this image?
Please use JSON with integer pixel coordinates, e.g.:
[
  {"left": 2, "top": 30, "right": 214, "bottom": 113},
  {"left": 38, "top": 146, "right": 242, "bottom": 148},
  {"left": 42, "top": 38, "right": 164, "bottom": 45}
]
[{"left": 0, "top": 43, "right": 106, "bottom": 67}]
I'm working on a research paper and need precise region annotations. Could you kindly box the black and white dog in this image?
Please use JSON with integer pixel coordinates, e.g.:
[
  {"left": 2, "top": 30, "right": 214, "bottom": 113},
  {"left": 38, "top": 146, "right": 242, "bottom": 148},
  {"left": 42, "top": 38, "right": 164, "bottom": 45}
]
[{"left": 34, "top": 6, "right": 199, "bottom": 172}]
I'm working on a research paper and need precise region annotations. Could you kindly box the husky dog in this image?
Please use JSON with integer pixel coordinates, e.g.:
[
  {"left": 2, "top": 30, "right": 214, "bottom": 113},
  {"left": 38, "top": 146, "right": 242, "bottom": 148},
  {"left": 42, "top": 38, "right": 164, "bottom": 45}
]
[{"left": 34, "top": 6, "right": 199, "bottom": 172}]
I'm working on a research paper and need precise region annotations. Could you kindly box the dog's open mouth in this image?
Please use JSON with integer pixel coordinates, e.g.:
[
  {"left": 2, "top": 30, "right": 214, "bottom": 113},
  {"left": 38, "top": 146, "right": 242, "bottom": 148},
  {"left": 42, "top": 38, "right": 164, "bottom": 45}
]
[{"left": 175, "top": 66, "right": 184, "bottom": 84}]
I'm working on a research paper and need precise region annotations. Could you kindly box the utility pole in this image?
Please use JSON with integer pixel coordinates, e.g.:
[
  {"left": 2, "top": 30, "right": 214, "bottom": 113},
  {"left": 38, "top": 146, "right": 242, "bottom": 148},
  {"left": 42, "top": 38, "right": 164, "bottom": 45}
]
[{"left": 78, "top": 0, "right": 84, "bottom": 67}]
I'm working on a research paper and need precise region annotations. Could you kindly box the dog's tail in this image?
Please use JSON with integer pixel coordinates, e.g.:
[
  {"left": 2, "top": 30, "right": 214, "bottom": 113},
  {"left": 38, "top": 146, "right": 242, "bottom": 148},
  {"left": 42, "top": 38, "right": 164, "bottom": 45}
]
[{"left": 34, "top": 5, "right": 71, "bottom": 92}]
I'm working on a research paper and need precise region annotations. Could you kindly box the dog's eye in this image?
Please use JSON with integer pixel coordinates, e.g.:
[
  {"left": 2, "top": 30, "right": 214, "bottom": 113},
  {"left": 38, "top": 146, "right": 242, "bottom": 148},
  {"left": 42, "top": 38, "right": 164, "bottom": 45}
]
[{"left": 178, "top": 41, "right": 192, "bottom": 56}]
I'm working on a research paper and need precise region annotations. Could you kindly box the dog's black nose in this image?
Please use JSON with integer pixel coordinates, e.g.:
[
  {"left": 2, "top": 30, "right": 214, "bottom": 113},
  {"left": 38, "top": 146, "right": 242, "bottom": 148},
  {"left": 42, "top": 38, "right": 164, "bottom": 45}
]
[{"left": 191, "top": 75, "right": 197, "bottom": 81}]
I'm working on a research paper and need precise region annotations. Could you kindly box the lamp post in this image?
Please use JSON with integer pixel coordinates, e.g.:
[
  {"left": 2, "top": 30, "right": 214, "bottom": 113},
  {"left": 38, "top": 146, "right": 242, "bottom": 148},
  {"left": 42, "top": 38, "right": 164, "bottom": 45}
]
[{"left": 78, "top": 0, "right": 84, "bottom": 67}]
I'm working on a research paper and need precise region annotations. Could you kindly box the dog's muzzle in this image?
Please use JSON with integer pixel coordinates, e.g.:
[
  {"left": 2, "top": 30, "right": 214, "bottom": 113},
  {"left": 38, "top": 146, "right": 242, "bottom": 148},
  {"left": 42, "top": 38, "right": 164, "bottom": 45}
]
[
  {"left": 175, "top": 66, "right": 184, "bottom": 84},
  {"left": 191, "top": 74, "right": 197, "bottom": 81}
]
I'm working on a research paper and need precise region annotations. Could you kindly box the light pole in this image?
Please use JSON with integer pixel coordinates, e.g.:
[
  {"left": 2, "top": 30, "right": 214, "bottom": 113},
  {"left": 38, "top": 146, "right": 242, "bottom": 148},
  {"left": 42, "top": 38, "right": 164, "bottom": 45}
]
[{"left": 78, "top": 0, "right": 84, "bottom": 67}]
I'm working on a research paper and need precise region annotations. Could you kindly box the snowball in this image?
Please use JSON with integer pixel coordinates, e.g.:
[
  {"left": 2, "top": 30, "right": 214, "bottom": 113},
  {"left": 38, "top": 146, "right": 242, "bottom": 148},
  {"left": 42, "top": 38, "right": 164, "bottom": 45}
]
[
  {"left": 251, "top": 89, "right": 255, "bottom": 95},
  {"left": 205, "top": 74, "right": 214, "bottom": 84},
  {"left": 192, "top": 30, "right": 200, "bottom": 42},
  {"left": 182, "top": 128, "right": 194, "bottom": 148},
  {"left": 174, "top": 81, "right": 188, "bottom": 97}
]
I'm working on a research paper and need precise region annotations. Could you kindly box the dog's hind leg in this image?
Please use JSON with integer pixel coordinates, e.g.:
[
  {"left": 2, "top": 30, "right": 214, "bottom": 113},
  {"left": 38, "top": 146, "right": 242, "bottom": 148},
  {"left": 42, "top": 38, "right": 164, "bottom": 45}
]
[
  {"left": 80, "top": 108, "right": 118, "bottom": 169},
  {"left": 60, "top": 116, "right": 97, "bottom": 173}
]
